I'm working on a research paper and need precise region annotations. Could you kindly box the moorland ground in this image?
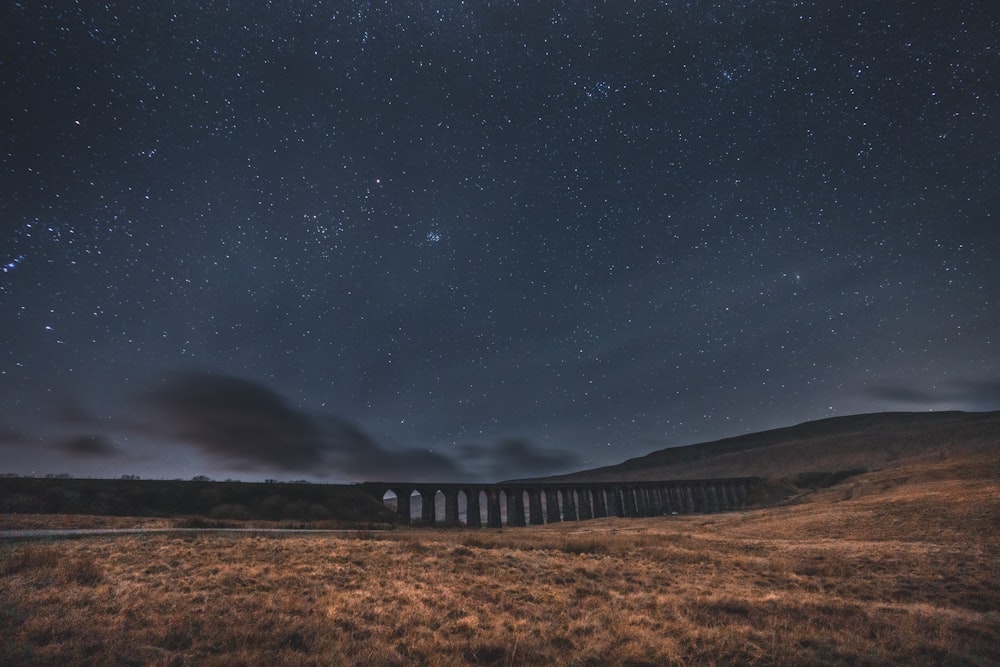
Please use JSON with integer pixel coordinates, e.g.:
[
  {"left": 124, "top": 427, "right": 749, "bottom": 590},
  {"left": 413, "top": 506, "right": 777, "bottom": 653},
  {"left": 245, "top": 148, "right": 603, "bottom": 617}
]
[{"left": 2, "top": 455, "right": 998, "bottom": 666}]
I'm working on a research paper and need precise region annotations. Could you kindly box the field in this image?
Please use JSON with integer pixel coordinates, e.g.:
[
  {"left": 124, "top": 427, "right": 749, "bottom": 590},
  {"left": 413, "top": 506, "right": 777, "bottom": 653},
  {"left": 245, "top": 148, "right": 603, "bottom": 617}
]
[{"left": 2, "top": 456, "right": 998, "bottom": 665}]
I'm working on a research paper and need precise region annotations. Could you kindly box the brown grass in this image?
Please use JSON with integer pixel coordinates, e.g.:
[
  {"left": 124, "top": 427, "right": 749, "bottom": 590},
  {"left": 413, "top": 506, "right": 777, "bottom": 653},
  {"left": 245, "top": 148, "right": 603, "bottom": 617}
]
[
  {"left": 0, "top": 513, "right": 176, "bottom": 531},
  {"left": 2, "top": 456, "right": 998, "bottom": 665}
]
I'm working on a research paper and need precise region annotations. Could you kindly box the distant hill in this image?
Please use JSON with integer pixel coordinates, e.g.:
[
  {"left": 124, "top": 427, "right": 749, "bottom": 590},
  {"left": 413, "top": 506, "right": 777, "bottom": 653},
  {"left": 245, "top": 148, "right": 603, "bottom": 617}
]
[{"left": 520, "top": 411, "right": 1000, "bottom": 483}]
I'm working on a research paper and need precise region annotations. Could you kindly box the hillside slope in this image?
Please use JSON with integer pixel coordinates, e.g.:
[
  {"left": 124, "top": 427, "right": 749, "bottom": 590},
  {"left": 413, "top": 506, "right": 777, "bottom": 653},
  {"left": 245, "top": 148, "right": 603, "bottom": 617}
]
[{"left": 525, "top": 410, "right": 1000, "bottom": 482}]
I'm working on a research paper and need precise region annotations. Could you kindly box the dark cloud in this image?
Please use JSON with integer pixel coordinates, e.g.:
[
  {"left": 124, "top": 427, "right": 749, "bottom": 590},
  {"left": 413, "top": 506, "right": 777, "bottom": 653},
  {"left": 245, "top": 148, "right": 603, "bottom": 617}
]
[
  {"left": 866, "top": 377, "right": 1000, "bottom": 409},
  {"left": 139, "top": 372, "right": 339, "bottom": 471},
  {"left": 315, "top": 414, "right": 465, "bottom": 482},
  {"left": 952, "top": 378, "right": 1000, "bottom": 406},
  {"left": 59, "top": 434, "right": 118, "bottom": 458},
  {"left": 460, "top": 438, "right": 579, "bottom": 481},
  {"left": 865, "top": 384, "right": 937, "bottom": 405},
  {"left": 128, "top": 371, "right": 580, "bottom": 482},
  {"left": 339, "top": 445, "right": 465, "bottom": 483},
  {"left": 136, "top": 371, "right": 465, "bottom": 480},
  {"left": 47, "top": 402, "right": 108, "bottom": 429}
]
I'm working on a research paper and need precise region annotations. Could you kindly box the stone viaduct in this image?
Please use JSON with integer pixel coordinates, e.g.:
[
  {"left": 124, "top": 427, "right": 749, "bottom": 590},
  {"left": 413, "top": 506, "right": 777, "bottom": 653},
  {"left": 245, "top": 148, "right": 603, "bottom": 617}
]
[{"left": 358, "top": 478, "right": 757, "bottom": 527}]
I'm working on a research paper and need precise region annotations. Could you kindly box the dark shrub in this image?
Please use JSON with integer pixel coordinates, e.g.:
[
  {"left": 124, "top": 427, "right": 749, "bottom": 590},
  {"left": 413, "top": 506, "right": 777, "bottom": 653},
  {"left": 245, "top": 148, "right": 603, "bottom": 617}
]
[
  {"left": 209, "top": 504, "right": 251, "bottom": 520},
  {"left": 261, "top": 494, "right": 289, "bottom": 519}
]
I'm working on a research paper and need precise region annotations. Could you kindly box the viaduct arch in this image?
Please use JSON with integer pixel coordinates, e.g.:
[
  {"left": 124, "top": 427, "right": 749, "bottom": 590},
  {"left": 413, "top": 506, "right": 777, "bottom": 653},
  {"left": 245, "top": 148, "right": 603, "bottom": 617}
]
[{"left": 358, "top": 478, "right": 757, "bottom": 527}]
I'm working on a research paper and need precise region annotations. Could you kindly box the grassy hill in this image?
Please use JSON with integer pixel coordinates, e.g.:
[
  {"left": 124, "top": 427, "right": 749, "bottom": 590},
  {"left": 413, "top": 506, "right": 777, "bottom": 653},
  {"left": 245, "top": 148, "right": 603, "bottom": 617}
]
[
  {"left": 4, "top": 411, "right": 998, "bottom": 663},
  {"left": 3, "top": 453, "right": 998, "bottom": 665},
  {"left": 523, "top": 410, "right": 1000, "bottom": 483}
]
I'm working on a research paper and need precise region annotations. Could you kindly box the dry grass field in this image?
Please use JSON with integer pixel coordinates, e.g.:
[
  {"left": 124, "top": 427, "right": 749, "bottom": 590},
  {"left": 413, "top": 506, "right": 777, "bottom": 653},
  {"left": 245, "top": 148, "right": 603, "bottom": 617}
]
[{"left": 2, "top": 456, "right": 998, "bottom": 666}]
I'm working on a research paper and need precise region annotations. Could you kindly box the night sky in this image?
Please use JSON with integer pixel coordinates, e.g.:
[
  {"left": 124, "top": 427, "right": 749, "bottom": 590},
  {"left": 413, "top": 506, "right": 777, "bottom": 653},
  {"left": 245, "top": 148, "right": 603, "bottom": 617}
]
[{"left": 2, "top": 1, "right": 998, "bottom": 483}]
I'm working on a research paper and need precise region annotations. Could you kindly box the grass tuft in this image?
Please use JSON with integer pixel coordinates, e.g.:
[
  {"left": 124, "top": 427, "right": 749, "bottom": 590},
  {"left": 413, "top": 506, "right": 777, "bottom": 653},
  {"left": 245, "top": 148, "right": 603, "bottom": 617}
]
[{"left": 64, "top": 555, "right": 103, "bottom": 586}]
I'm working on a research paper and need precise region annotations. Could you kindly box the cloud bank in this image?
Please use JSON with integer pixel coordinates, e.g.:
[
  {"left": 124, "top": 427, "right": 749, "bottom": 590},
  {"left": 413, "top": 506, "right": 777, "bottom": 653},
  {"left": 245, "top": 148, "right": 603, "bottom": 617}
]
[
  {"left": 58, "top": 434, "right": 119, "bottom": 458},
  {"left": 127, "top": 371, "right": 576, "bottom": 482},
  {"left": 140, "top": 372, "right": 331, "bottom": 471},
  {"left": 460, "top": 438, "right": 579, "bottom": 481},
  {"left": 866, "top": 376, "right": 1000, "bottom": 410}
]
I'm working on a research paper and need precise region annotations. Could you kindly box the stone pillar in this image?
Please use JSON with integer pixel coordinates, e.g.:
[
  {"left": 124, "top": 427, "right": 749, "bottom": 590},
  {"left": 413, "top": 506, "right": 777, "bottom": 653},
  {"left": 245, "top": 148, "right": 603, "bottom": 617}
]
[
  {"left": 694, "top": 484, "right": 708, "bottom": 513},
  {"left": 421, "top": 489, "right": 436, "bottom": 524},
  {"left": 622, "top": 487, "right": 638, "bottom": 517},
  {"left": 684, "top": 486, "right": 696, "bottom": 513},
  {"left": 486, "top": 488, "right": 502, "bottom": 528},
  {"left": 545, "top": 489, "right": 561, "bottom": 522},
  {"left": 726, "top": 483, "right": 740, "bottom": 508},
  {"left": 592, "top": 488, "right": 608, "bottom": 518},
  {"left": 444, "top": 489, "right": 460, "bottom": 524},
  {"left": 705, "top": 484, "right": 717, "bottom": 512},
  {"left": 669, "top": 486, "right": 681, "bottom": 513},
  {"left": 395, "top": 488, "right": 411, "bottom": 524},
  {"left": 528, "top": 489, "right": 544, "bottom": 525},
  {"left": 507, "top": 488, "right": 526, "bottom": 527},
  {"left": 736, "top": 480, "right": 749, "bottom": 505},
  {"left": 659, "top": 486, "right": 671, "bottom": 514},
  {"left": 577, "top": 488, "right": 593, "bottom": 520},
  {"left": 561, "top": 489, "right": 578, "bottom": 521},
  {"left": 647, "top": 487, "right": 662, "bottom": 515},
  {"left": 608, "top": 487, "right": 623, "bottom": 517},
  {"left": 660, "top": 486, "right": 673, "bottom": 513},
  {"left": 605, "top": 488, "right": 615, "bottom": 517},
  {"left": 705, "top": 484, "right": 719, "bottom": 513},
  {"left": 636, "top": 487, "right": 650, "bottom": 516},
  {"left": 669, "top": 486, "right": 682, "bottom": 513},
  {"left": 631, "top": 487, "right": 644, "bottom": 516},
  {"left": 715, "top": 483, "right": 729, "bottom": 510},
  {"left": 465, "top": 489, "right": 481, "bottom": 527}
]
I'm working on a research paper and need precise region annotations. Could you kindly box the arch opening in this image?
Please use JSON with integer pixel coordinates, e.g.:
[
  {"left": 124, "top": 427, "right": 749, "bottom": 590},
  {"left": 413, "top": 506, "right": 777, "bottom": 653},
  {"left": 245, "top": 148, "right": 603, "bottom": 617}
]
[{"left": 433, "top": 489, "right": 446, "bottom": 524}]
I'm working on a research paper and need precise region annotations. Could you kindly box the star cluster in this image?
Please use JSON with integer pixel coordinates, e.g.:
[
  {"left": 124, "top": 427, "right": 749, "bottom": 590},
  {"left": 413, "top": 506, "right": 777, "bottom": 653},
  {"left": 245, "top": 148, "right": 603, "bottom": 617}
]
[{"left": 1, "top": 1, "right": 997, "bottom": 481}]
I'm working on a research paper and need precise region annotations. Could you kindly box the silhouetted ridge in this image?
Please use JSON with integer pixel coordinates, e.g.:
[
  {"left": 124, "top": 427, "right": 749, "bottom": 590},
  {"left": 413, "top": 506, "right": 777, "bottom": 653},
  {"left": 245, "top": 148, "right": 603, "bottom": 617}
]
[{"left": 518, "top": 410, "right": 1000, "bottom": 483}]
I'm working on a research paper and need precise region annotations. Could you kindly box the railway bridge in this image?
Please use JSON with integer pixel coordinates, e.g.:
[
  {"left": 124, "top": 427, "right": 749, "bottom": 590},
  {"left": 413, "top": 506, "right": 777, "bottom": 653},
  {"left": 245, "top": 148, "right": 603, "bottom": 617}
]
[{"left": 358, "top": 478, "right": 757, "bottom": 527}]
